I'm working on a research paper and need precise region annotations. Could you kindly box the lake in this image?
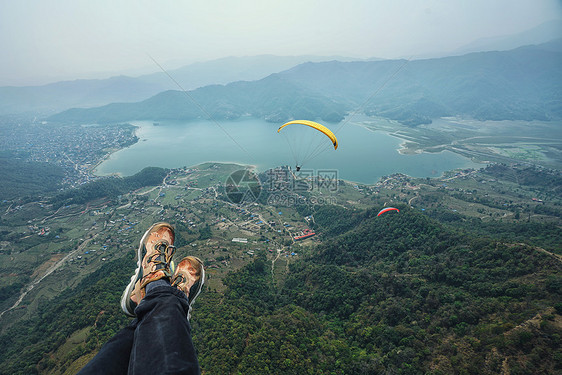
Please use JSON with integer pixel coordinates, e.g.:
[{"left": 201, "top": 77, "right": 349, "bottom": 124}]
[{"left": 94, "top": 118, "right": 481, "bottom": 184}]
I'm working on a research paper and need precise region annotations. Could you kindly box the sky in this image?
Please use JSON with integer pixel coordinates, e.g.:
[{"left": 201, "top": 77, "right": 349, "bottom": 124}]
[{"left": 0, "top": 0, "right": 561, "bottom": 86}]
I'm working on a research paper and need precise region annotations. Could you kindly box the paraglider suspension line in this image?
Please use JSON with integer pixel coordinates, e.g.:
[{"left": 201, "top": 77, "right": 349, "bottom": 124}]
[{"left": 280, "top": 131, "right": 300, "bottom": 167}]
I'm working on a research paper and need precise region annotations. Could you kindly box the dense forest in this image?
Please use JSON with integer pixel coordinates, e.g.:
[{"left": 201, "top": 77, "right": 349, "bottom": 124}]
[
  {"left": 0, "top": 151, "right": 65, "bottom": 200},
  {"left": 0, "top": 204, "right": 559, "bottom": 374},
  {"left": 49, "top": 167, "right": 168, "bottom": 207},
  {"left": 483, "top": 164, "right": 562, "bottom": 197}
]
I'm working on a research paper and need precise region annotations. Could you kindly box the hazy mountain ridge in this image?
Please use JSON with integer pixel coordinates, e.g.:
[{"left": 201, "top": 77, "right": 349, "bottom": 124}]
[
  {"left": 452, "top": 19, "right": 562, "bottom": 56},
  {"left": 0, "top": 76, "right": 165, "bottom": 115},
  {"left": 277, "top": 40, "right": 562, "bottom": 123},
  {"left": 51, "top": 73, "right": 349, "bottom": 124},
  {"left": 139, "top": 54, "right": 364, "bottom": 89},
  {"left": 49, "top": 40, "right": 562, "bottom": 125},
  {"left": 0, "top": 55, "right": 361, "bottom": 116}
]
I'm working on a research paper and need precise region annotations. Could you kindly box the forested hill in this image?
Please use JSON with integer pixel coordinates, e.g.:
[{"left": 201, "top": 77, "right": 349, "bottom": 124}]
[
  {"left": 193, "top": 206, "right": 561, "bottom": 373},
  {"left": 49, "top": 39, "right": 562, "bottom": 126},
  {"left": 1, "top": 203, "right": 559, "bottom": 374},
  {"left": 48, "top": 75, "right": 348, "bottom": 124}
]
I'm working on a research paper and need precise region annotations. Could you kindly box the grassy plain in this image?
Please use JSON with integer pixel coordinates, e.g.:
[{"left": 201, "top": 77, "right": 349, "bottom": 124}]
[{"left": 358, "top": 116, "right": 562, "bottom": 168}]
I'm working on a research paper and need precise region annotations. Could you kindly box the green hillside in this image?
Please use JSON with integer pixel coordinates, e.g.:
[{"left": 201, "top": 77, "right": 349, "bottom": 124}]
[
  {"left": 0, "top": 163, "right": 560, "bottom": 374},
  {"left": 1, "top": 206, "right": 559, "bottom": 374},
  {"left": 0, "top": 152, "right": 65, "bottom": 200}
]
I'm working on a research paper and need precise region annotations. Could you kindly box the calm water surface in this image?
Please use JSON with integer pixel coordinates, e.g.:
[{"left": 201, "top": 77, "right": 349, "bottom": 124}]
[{"left": 95, "top": 118, "right": 480, "bottom": 184}]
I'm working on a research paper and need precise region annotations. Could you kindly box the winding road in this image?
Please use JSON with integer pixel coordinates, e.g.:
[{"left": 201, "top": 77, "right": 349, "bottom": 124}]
[{"left": 0, "top": 233, "right": 99, "bottom": 319}]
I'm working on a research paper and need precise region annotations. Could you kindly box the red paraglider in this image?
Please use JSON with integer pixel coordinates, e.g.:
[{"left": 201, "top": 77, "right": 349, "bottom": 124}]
[{"left": 377, "top": 207, "right": 399, "bottom": 216}]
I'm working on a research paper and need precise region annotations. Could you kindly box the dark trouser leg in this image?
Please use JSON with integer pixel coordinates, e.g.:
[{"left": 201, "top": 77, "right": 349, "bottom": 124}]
[
  {"left": 77, "top": 324, "right": 135, "bottom": 375},
  {"left": 128, "top": 285, "right": 200, "bottom": 375}
]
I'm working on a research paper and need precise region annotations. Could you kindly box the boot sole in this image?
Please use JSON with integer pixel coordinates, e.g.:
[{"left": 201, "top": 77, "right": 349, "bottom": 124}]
[{"left": 186, "top": 257, "right": 205, "bottom": 320}]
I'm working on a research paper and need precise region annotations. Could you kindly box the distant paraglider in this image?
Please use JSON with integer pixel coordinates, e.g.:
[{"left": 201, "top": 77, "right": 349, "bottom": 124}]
[
  {"left": 277, "top": 120, "right": 338, "bottom": 171},
  {"left": 377, "top": 207, "right": 399, "bottom": 216}
]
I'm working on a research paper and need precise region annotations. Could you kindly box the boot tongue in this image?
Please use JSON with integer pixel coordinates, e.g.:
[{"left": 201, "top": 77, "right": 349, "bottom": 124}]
[{"left": 151, "top": 241, "right": 175, "bottom": 270}]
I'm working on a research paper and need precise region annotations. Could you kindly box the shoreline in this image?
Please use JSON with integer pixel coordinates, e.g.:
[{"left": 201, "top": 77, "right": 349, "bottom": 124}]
[
  {"left": 396, "top": 140, "right": 424, "bottom": 155},
  {"left": 353, "top": 121, "right": 425, "bottom": 155},
  {"left": 88, "top": 118, "right": 498, "bottom": 184},
  {"left": 91, "top": 123, "right": 141, "bottom": 177}
]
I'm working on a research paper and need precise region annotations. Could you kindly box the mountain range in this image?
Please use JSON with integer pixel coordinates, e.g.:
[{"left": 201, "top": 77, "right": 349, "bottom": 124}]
[
  {"left": 451, "top": 19, "right": 562, "bottom": 56},
  {"left": 0, "top": 55, "right": 362, "bottom": 116},
  {"left": 3, "top": 19, "right": 560, "bottom": 119},
  {"left": 48, "top": 39, "right": 562, "bottom": 126}
]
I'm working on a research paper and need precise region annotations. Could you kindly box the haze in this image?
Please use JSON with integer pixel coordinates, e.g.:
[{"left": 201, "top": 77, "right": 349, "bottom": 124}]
[{"left": 1, "top": 0, "right": 561, "bottom": 86}]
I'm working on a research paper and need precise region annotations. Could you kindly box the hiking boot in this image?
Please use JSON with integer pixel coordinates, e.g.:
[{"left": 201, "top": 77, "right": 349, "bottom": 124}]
[
  {"left": 120, "top": 222, "right": 176, "bottom": 317},
  {"left": 171, "top": 256, "right": 205, "bottom": 319}
]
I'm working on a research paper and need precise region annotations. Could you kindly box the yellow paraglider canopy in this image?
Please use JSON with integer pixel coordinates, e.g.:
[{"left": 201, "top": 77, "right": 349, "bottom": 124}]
[{"left": 277, "top": 120, "right": 338, "bottom": 150}]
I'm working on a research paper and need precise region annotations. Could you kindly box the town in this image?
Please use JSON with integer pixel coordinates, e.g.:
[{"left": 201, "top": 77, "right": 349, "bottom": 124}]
[{"left": 0, "top": 118, "right": 138, "bottom": 187}]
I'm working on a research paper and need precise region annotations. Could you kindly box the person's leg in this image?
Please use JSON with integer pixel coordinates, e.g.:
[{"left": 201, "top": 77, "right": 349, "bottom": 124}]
[
  {"left": 127, "top": 282, "right": 200, "bottom": 375},
  {"left": 122, "top": 223, "right": 205, "bottom": 374},
  {"left": 76, "top": 323, "right": 136, "bottom": 375},
  {"left": 79, "top": 222, "right": 204, "bottom": 374}
]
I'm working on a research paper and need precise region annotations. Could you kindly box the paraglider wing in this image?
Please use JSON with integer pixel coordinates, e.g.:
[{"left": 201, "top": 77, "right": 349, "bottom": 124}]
[
  {"left": 377, "top": 207, "right": 399, "bottom": 216},
  {"left": 278, "top": 120, "right": 338, "bottom": 150}
]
